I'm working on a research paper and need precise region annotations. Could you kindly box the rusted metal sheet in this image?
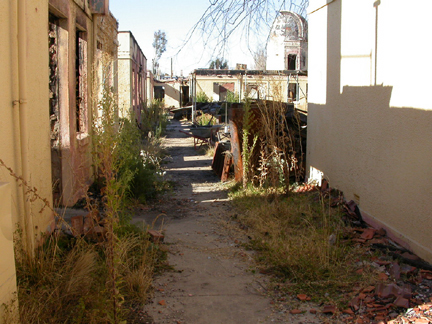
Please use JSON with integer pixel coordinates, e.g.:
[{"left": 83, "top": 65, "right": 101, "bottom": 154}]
[
  {"left": 229, "top": 101, "right": 307, "bottom": 184},
  {"left": 229, "top": 108, "right": 243, "bottom": 182},
  {"left": 211, "top": 141, "right": 232, "bottom": 181}
]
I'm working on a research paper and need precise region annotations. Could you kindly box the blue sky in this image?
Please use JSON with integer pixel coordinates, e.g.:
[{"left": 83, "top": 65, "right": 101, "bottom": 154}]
[
  {"left": 109, "top": 0, "right": 306, "bottom": 76},
  {"left": 110, "top": 0, "right": 245, "bottom": 75}
]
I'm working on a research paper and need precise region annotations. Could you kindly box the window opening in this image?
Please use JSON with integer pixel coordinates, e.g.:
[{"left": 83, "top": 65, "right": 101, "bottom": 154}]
[
  {"left": 76, "top": 30, "right": 87, "bottom": 133},
  {"left": 287, "top": 54, "right": 297, "bottom": 70}
]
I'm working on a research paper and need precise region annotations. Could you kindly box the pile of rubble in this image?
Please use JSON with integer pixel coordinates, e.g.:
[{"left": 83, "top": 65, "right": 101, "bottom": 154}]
[{"left": 311, "top": 180, "right": 432, "bottom": 323}]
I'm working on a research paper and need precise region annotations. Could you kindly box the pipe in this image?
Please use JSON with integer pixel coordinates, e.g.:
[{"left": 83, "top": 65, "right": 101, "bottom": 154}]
[{"left": 18, "top": 0, "right": 35, "bottom": 253}]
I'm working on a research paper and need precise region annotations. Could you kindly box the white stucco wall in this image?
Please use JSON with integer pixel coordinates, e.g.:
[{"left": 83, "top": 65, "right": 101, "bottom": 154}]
[{"left": 307, "top": 0, "right": 432, "bottom": 262}]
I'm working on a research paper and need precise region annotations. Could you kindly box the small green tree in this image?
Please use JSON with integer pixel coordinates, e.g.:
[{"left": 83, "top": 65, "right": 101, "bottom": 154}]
[
  {"left": 196, "top": 91, "right": 211, "bottom": 103},
  {"left": 226, "top": 91, "right": 239, "bottom": 103},
  {"left": 209, "top": 58, "right": 228, "bottom": 69},
  {"left": 152, "top": 30, "right": 167, "bottom": 75}
]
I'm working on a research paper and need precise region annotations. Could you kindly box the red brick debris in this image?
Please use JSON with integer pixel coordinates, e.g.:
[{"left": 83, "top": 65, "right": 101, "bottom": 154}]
[{"left": 310, "top": 180, "right": 432, "bottom": 324}]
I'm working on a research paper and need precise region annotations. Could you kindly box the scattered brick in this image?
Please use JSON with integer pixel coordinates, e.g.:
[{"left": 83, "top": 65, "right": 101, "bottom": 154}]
[
  {"left": 71, "top": 215, "right": 84, "bottom": 236},
  {"left": 362, "top": 286, "right": 375, "bottom": 293},
  {"left": 360, "top": 228, "right": 375, "bottom": 240},
  {"left": 389, "top": 262, "right": 401, "bottom": 279},
  {"left": 297, "top": 294, "right": 308, "bottom": 301},
  {"left": 148, "top": 230, "right": 164, "bottom": 243},
  {"left": 394, "top": 296, "right": 409, "bottom": 308},
  {"left": 322, "top": 305, "right": 336, "bottom": 314},
  {"left": 290, "top": 309, "right": 302, "bottom": 314}
]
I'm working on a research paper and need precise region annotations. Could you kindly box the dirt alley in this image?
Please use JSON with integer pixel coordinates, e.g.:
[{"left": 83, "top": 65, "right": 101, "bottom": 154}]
[{"left": 132, "top": 119, "right": 322, "bottom": 324}]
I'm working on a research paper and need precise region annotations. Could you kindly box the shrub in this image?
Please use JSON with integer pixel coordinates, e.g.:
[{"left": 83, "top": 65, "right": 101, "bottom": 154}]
[{"left": 196, "top": 91, "right": 211, "bottom": 103}]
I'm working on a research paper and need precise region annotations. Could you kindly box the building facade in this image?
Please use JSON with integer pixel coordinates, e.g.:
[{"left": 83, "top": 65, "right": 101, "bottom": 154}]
[
  {"left": 49, "top": 0, "right": 118, "bottom": 207},
  {"left": 267, "top": 11, "right": 308, "bottom": 71},
  {"left": 307, "top": 0, "right": 432, "bottom": 262},
  {"left": 118, "top": 31, "right": 147, "bottom": 122},
  {"left": 192, "top": 70, "right": 308, "bottom": 111},
  {"left": 0, "top": 1, "right": 118, "bottom": 319}
]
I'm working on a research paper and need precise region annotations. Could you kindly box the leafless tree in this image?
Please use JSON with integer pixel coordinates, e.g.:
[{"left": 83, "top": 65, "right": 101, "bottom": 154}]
[
  {"left": 178, "top": 0, "right": 308, "bottom": 59},
  {"left": 253, "top": 46, "right": 267, "bottom": 70}
]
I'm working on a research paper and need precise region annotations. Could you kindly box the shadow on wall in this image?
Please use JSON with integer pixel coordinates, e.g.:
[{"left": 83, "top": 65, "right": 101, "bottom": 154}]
[
  {"left": 307, "top": 0, "right": 432, "bottom": 262},
  {"left": 154, "top": 83, "right": 181, "bottom": 107}
]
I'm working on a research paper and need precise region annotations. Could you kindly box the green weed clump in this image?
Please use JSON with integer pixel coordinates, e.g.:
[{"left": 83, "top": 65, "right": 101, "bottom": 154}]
[
  {"left": 195, "top": 113, "right": 216, "bottom": 126},
  {"left": 141, "top": 100, "right": 169, "bottom": 139},
  {"left": 116, "top": 116, "right": 168, "bottom": 205},
  {"left": 230, "top": 188, "right": 376, "bottom": 305},
  {"left": 196, "top": 91, "right": 211, "bottom": 103}
]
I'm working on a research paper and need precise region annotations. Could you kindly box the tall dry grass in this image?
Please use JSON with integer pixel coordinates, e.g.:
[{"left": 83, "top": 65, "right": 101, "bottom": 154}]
[
  {"left": 2, "top": 52, "right": 167, "bottom": 323},
  {"left": 230, "top": 186, "right": 379, "bottom": 306}
]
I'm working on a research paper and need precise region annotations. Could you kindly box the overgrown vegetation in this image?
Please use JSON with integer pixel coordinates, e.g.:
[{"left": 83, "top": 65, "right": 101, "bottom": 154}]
[
  {"left": 226, "top": 91, "right": 239, "bottom": 103},
  {"left": 195, "top": 112, "right": 216, "bottom": 126},
  {"left": 230, "top": 187, "right": 378, "bottom": 306},
  {"left": 3, "top": 54, "right": 170, "bottom": 323},
  {"left": 230, "top": 89, "right": 377, "bottom": 307},
  {"left": 196, "top": 91, "right": 211, "bottom": 103}
]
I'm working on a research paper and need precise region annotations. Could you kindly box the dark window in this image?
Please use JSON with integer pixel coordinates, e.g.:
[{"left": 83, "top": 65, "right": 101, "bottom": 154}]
[
  {"left": 287, "top": 54, "right": 297, "bottom": 70},
  {"left": 76, "top": 30, "right": 87, "bottom": 133},
  {"left": 154, "top": 86, "right": 165, "bottom": 100},
  {"left": 288, "top": 83, "right": 298, "bottom": 102}
]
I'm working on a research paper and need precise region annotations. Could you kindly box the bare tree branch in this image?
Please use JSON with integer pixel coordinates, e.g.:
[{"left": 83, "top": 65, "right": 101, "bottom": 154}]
[{"left": 176, "top": 0, "right": 308, "bottom": 63}]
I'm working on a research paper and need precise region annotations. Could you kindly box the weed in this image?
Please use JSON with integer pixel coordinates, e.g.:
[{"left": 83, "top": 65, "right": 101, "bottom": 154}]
[
  {"left": 2, "top": 53, "right": 168, "bottom": 323},
  {"left": 241, "top": 99, "right": 258, "bottom": 189},
  {"left": 196, "top": 91, "right": 211, "bottom": 103},
  {"left": 141, "top": 100, "right": 168, "bottom": 139},
  {"left": 226, "top": 91, "right": 240, "bottom": 103},
  {"left": 195, "top": 113, "right": 216, "bottom": 126},
  {"left": 230, "top": 188, "right": 379, "bottom": 306}
]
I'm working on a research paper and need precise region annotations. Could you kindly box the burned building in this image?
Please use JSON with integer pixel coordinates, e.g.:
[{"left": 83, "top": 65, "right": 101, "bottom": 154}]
[{"left": 267, "top": 11, "right": 308, "bottom": 71}]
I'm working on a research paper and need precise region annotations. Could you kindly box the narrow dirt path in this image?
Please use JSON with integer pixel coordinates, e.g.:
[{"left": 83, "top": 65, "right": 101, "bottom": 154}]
[{"left": 133, "top": 119, "right": 321, "bottom": 324}]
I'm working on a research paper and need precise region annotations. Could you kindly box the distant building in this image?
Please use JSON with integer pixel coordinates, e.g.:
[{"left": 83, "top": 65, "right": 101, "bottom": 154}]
[
  {"left": 267, "top": 11, "right": 308, "bottom": 71},
  {"left": 118, "top": 31, "right": 147, "bottom": 123},
  {"left": 48, "top": 0, "right": 118, "bottom": 207},
  {"left": 153, "top": 77, "right": 190, "bottom": 108},
  {"left": 191, "top": 69, "right": 307, "bottom": 111}
]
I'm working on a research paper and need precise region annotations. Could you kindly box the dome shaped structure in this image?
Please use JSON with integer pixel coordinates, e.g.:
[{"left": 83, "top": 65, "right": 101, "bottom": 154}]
[{"left": 266, "top": 11, "right": 308, "bottom": 71}]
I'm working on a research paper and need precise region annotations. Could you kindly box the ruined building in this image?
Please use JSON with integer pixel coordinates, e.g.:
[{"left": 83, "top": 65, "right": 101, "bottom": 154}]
[
  {"left": 266, "top": 11, "right": 308, "bottom": 71},
  {"left": 118, "top": 31, "right": 147, "bottom": 123}
]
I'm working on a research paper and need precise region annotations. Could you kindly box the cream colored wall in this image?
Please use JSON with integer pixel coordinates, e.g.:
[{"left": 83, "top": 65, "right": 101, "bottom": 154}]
[
  {"left": 196, "top": 76, "right": 239, "bottom": 101},
  {"left": 0, "top": 0, "right": 54, "bottom": 247},
  {"left": 147, "top": 71, "right": 154, "bottom": 103},
  {"left": 156, "top": 81, "right": 182, "bottom": 108},
  {"left": 118, "top": 32, "right": 131, "bottom": 118},
  {"left": 1, "top": 1, "right": 54, "bottom": 312},
  {"left": 0, "top": 183, "right": 18, "bottom": 323},
  {"left": 307, "top": 0, "right": 432, "bottom": 262},
  {"left": 118, "top": 59, "right": 132, "bottom": 118}
]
